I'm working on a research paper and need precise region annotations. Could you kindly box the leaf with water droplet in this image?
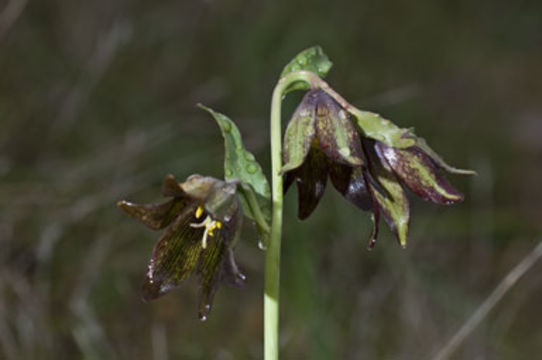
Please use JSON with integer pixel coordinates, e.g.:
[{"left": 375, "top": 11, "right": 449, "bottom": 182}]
[
  {"left": 198, "top": 104, "right": 271, "bottom": 240},
  {"left": 280, "top": 46, "right": 333, "bottom": 94},
  {"left": 351, "top": 109, "right": 416, "bottom": 149}
]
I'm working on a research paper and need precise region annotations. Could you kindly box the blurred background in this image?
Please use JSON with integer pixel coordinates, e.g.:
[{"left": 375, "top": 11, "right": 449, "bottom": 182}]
[{"left": 1, "top": 0, "right": 541, "bottom": 359}]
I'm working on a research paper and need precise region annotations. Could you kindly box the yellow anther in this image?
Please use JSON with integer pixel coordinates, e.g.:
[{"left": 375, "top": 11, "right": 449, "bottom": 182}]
[
  {"left": 195, "top": 205, "right": 204, "bottom": 219},
  {"left": 189, "top": 215, "right": 223, "bottom": 249},
  {"left": 207, "top": 221, "right": 222, "bottom": 237}
]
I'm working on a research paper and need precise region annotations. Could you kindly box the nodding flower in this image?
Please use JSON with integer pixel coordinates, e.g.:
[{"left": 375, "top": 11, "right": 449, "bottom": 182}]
[
  {"left": 118, "top": 174, "right": 246, "bottom": 321},
  {"left": 282, "top": 89, "right": 472, "bottom": 248}
]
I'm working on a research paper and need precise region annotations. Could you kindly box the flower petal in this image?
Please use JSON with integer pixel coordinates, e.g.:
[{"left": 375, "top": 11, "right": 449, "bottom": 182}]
[
  {"left": 161, "top": 174, "right": 186, "bottom": 197},
  {"left": 415, "top": 137, "right": 476, "bottom": 175},
  {"left": 362, "top": 169, "right": 380, "bottom": 249},
  {"left": 294, "top": 148, "right": 329, "bottom": 220},
  {"left": 281, "top": 91, "right": 316, "bottom": 174},
  {"left": 329, "top": 163, "right": 372, "bottom": 211},
  {"left": 375, "top": 142, "right": 464, "bottom": 204},
  {"left": 196, "top": 210, "right": 241, "bottom": 320},
  {"left": 314, "top": 91, "right": 364, "bottom": 166},
  {"left": 117, "top": 198, "right": 189, "bottom": 230},
  {"left": 220, "top": 248, "right": 246, "bottom": 287},
  {"left": 140, "top": 203, "right": 203, "bottom": 301},
  {"left": 196, "top": 233, "right": 227, "bottom": 321},
  {"left": 363, "top": 140, "right": 410, "bottom": 247}
]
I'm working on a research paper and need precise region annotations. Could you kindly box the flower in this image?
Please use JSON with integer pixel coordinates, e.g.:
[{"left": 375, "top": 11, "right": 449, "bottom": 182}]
[
  {"left": 117, "top": 174, "right": 246, "bottom": 320},
  {"left": 282, "top": 89, "right": 371, "bottom": 219},
  {"left": 282, "top": 89, "right": 470, "bottom": 248}
]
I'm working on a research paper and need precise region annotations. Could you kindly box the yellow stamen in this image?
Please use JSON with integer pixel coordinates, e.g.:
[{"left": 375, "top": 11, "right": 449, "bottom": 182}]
[
  {"left": 195, "top": 205, "right": 204, "bottom": 219},
  {"left": 189, "top": 215, "right": 223, "bottom": 249}
]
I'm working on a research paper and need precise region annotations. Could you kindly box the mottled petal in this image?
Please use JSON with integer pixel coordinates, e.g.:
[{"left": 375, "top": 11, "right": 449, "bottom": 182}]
[
  {"left": 363, "top": 140, "right": 410, "bottom": 247},
  {"left": 283, "top": 170, "right": 295, "bottom": 194},
  {"left": 195, "top": 206, "right": 240, "bottom": 320},
  {"left": 362, "top": 169, "right": 380, "bottom": 249},
  {"left": 282, "top": 91, "right": 317, "bottom": 174},
  {"left": 329, "top": 163, "right": 372, "bottom": 211},
  {"left": 196, "top": 232, "right": 226, "bottom": 321},
  {"left": 140, "top": 203, "right": 202, "bottom": 301},
  {"left": 161, "top": 174, "right": 186, "bottom": 197},
  {"left": 375, "top": 142, "right": 464, "bottom": 204},
  {"left": 205, "top": 181, "right": 240, "bottom": 223},
  {"left": 415, "top": 137, "right": 476, "bottom": 175},
  {"left": 117, "top": 198, "right": 189, "bottom": 230},
  {"left": 295, "top": 148, "right": 329, "bottom": 220},
  {"left": 314, "top": 90, "right": 364, "bottom": 166},
  {"left": 220, "top": 248, "right": 246, "bottom": 287}
]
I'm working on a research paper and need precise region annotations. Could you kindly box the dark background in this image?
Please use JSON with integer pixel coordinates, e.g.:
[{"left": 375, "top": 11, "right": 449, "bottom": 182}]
[{"left": 1, "top": 0, "right": 541, "bottom": 359}]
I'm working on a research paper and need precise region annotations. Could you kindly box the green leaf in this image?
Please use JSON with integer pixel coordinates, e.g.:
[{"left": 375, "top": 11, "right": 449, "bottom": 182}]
[
  {"left": 280, "top": 46, "right": 333, "bottom": 93},
  {"left": 198, "top": 104, "right": 271, "bottom": 229},
  {"left": 414, "top": 137, "right": 476, "bottom": 175},
  {"left": 351, "top": 110, "right": 416, "bottom": 149}
]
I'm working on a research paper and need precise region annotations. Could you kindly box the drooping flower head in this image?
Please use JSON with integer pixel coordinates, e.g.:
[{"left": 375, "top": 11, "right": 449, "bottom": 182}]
[
  {"left": 118, "top": 174, "right": 246, "bottom": 320},
  {"left": 282, "top": 89, "right": 372, "bottom": 219},
  {"left": 282, "top": 89, "right": 472, "bottom": 248}
]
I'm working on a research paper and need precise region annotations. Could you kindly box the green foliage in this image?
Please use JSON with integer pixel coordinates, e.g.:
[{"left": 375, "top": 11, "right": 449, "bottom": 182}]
[
  {"left": 280, "top": 46, "right": 333, "bottom": 94},
  {"left": 198, "top": 104, "right": 271, "bottom": 236},
  {"left": 351, "top": 110, "right": 416, "bottom": 149}
]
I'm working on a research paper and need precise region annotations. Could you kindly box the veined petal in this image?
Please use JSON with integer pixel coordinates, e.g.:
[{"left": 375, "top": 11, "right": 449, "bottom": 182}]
[
  {"left": 314, "top": 91, "right": 364, "bottom": 166},
  {"left": 220, "top": 248, "right": 246, "bottom": 287},
  {"left": 162, "top": 174, "right": 186, "bottom": 197},
  {"left": 117, "top": 198, "right": 189, "bottom": 230},
  {"left": 282, "top": 91, "right": 317, "bottom": 174},
  {"left": 196, "top": 232, "right": 226, "bottom": 321},
  {"left": 329, "top": 163, "right": 371, "bottom": 211},
  {"left": 362, "top": 169, "right": 380, "bottom": 249},
  {"left": 140, "top": 203, "right": 203, "bottom": 301},
  {"left": 375, "top": 142, "right": 464, "bottom": 204},
  {"left": 363, "top": 140, "right": 410, "bottom": 247},
  {"left": 294, "top": 148, "right": 329, "bottom": 220},
  {"left": 196, "top": 209, "right": 241, "bottom": 320}
]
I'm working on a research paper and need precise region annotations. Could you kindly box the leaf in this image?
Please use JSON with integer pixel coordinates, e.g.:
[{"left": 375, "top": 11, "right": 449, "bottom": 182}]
[
  {"left": 280, "top": 46, "right": 333, "bottom": 94},
  {"left": 198, "top": 104, "right": 271, "bottom": 228},
  {"left": 351, "top": 110, "right": 416, "bottom": 149},
  {"left": 414, "top": 137, "right": 476, "bottom": 175}
]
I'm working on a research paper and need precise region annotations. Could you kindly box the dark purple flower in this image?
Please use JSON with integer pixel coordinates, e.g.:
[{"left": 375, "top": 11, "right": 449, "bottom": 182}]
[{"left": 118, "top": 174, "right": 246, "bottom": 320}]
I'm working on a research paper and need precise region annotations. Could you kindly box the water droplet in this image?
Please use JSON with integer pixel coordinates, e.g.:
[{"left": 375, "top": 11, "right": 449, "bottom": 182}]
[
  {"left": 244, "top": 152, "right": 255, "bottom": 161},
  {"left": 225, "top": 168, "right": 233, "bottom": 177},
  {"left": 199, "top": 315, "right": 207, "bottom": 322},
  {"left": 222, "top": 121, "right": 232, "bottom": 132},
  {"left": 258, "top": 239, "right": 268, "bottom": 250},
  {"left": 246, "top": 163, "right": 257, "bottom": 174}
]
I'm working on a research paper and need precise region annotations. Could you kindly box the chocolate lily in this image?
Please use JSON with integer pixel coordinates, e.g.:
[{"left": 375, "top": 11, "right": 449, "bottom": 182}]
[
  {"left": 117, "top": 174, "right": 246, "bottom": 320},
  {"left": 282, "top": 89, "right": 473, "bottom": 248},
  {"left": 360, "top": 137, "right": 470, "bottom": 248},
  {"left": 282, "top": 89, "right": 371, "bottom": 219}
]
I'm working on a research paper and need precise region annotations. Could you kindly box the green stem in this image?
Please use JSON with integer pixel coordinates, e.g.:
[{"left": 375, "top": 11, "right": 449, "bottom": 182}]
[{"left": 264, "top": 70, "right": 316, "bottom": 360}]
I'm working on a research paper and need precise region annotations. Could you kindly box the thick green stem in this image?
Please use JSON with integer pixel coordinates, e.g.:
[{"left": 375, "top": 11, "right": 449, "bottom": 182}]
[{"left": 264, "top": 71, "right": 316, "bottom": 360}]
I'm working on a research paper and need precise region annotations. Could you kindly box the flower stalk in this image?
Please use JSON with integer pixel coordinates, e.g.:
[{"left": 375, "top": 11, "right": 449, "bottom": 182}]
[{"left": 265, "top": 71, "right": 315, "bottom": 360}]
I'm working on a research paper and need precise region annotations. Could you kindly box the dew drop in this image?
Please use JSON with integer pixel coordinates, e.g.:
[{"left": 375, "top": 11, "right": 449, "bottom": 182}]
[
  {"left": 246, "top": 163, "right": 257, "bottom": 174},
  {"left": 244, "top": 152, "right": 255, "bottom": 161},
  {"left": 222, "top": 121, "right": 232, "bottom": 132},
  {"left": 258, "top": 239, "right": 268, "bottom": 250}
]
